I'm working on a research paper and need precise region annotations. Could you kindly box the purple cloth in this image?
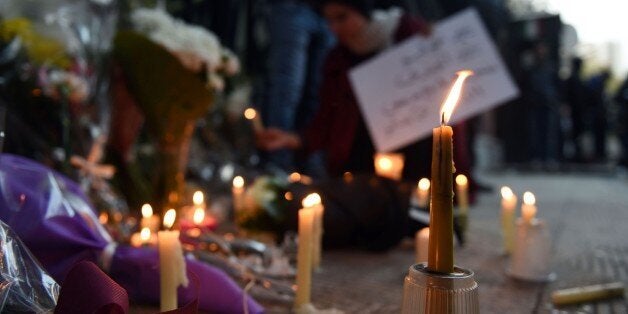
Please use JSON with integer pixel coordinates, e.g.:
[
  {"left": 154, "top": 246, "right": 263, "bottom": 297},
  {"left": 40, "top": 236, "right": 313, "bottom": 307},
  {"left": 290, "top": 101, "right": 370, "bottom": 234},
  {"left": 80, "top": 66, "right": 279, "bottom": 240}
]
[
  {"left": 0, "top": 154, "right": 263, "bottom": 314},
  {"left": 55, "top": 261, "right": 128, "bottom": 314}
]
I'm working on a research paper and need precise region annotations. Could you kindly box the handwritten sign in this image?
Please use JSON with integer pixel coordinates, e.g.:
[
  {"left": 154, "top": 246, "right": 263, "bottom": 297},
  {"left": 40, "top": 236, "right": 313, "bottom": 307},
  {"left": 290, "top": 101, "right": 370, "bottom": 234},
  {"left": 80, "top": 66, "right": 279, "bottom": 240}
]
[{"left": 349, "top": 8, "right": 519, "bottom": 152}]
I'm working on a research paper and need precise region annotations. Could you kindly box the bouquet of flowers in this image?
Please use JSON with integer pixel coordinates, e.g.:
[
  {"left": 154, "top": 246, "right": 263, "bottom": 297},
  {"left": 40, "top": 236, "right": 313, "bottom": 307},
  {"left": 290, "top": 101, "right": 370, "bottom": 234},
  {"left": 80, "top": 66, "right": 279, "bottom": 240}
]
[
  {"left": 236, "top": 176, "right": 291, "bottom": 238},
  {"left": 110, "top": 7, "right": 240, "bottom": 211}
]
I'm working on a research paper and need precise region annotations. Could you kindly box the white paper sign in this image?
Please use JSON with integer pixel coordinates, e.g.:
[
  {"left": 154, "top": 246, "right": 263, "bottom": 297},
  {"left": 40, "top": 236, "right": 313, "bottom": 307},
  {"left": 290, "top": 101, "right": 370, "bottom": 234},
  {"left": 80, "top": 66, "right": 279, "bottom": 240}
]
[{"left": 349, "top": 8, "right": 519, "bottom": 152}]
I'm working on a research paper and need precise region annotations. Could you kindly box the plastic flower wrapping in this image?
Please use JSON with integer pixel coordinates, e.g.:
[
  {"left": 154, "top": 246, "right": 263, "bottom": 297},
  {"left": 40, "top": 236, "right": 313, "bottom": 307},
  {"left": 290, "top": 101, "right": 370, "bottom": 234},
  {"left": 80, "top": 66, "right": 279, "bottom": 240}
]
[
  {"left": 0, "top": 0, "right": 127, "bottom": 223},
  {"left": 0, "top": 0, "right": 117, "bottom": 163},
  {"left": 0, "top": 153, "right": 264, "bottom": 313},
  {"left": 0, "top": 220, "right": 59, "bottom": 312}
]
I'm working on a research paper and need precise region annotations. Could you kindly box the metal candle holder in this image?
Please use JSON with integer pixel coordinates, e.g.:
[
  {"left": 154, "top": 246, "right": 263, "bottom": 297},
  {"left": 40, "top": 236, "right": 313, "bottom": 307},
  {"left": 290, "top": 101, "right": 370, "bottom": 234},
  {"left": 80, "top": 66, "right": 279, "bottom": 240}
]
[{"left": 402, "top": 263, "right": 479, "bottom": 314}]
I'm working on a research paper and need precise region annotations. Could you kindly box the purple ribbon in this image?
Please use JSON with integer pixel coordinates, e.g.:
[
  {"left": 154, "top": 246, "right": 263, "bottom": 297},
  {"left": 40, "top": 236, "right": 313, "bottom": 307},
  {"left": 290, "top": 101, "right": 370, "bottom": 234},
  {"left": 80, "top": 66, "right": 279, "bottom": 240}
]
[{"left": 0, "top": 154, "right": 263, "bottom": 313}]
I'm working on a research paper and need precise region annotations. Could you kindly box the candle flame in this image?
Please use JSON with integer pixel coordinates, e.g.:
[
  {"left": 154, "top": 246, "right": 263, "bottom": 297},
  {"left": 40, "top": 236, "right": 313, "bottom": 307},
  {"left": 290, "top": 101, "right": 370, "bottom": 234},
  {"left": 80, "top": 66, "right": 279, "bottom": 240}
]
[
  {"left": 141, "top": 204, "right": 153, "bottom": 218},
  {"left": 288, "top": 172, "right": 302, "bottom": 183},
  {"left": 418, "top": 178, "right": 430, "bottom": 191},
  {"left": 377, "top": 156, "right": 393, "bottom": 171},
  {"left": 302, "top": 193, "right": 322, "bottom": 208},
  {"left": 140, "top": 227, "right": 151, "bottom": 242},
  {"left": 501, "top": 186, "right": 514, "bottom": 199},
  {"left": 285, "top": 192, "right": 293, "bottom": 201},
  {"left": 440, "top": 70, "right": 474, "bottom": 125},
  {"left": 99, "top": 212, "right": 109, "bottom": 224},
  {"left": 244, "top": 108, "right": 257, "bottom": 120},
  {"left": 193, "top": 208, "right": 205, "bottom": 225},
  {"left": 163, "top": 209, "right": 176, "bottom": 229},
  {"left": 193, "top": 191, "right": 204, "bottom": 205},
  {"left": 233, "top": 176, "right": 244, "bottom": 188},
  {"left": 455, "top": 174, "right": 468, "bottom": 186},
  {"left": 523, "top": 191, "right": 536, "bottom": 205}
]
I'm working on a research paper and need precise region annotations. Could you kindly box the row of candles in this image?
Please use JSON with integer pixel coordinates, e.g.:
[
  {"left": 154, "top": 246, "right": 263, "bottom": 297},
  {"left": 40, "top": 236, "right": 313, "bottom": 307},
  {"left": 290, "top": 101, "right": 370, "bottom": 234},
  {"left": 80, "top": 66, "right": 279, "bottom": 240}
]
[{"left": 414, "top": 186, "right": 539, "bottom": 262}]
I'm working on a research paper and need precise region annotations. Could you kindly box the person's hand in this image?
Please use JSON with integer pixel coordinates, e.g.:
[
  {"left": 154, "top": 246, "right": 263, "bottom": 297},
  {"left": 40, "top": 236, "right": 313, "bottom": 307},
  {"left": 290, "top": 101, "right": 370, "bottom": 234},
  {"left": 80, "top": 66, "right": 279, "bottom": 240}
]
[{"left": 255, "top": 127, "right": 301, "bottom": 151}]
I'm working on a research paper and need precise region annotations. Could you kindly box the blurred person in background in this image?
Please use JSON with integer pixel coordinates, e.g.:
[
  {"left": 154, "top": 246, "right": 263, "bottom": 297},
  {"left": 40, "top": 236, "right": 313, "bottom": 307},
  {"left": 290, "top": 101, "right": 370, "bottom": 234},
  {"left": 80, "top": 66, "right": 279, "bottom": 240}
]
[
  {"left": 585, "top": 69, "right": 612, "bottom": 162},
  {"left": 564, "top": 57, "right": 586, "bottom": 162},
  {"left": 256, "top": 0, "right": 477, "bottom": 200},
  {"left": 524, "top": 41, "right": 561, "bottom": 167},
  {"left": 258, "top": 0, "right": 335, "bottom": 173},
  {"left": 615, "top": 74, "right": 628, "bottom": 168}
]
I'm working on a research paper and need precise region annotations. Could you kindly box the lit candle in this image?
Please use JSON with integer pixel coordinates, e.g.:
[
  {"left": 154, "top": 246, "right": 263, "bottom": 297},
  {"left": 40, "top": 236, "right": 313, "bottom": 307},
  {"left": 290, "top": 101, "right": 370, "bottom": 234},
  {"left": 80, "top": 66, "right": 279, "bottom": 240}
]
[
  {"left": 158, "top": 209, "right": 189, "bottom": 312},
  {"left": 99, "top": 212, "right": 109, "bottom": 224},
  {"left": 415, "top": 227, "right": 430, "bottom": 263},
  {"left": 374, "top": 153, "right": 404, "bottom": 181},
  {"left": 193, "top": 191, "right": 205, "bottom": 209},
  {"left": 244, "top": 107, "right": 264, "bottom": 132},
  {"left": 288, "top": 172, "right": 302, "bottom": 183},
  {"left": 500, "top": 186, "right": 517, "bottom": 254},
  {"left": 521, "top": 191, "right": 537, "bottom": 223},
  {"left": 180, "top": 192, "right": 216, "bottom": 233},
  {"left": 417, "top": 178, "right": 430, "bottom": 208},
  {"left": 193, "top": 208, "right": 205, "bottom": 225},
  {"left": 232, "top": 176, "right": 245, "bottom": 212},
  {"left": 140, "top": 204, "right": 160, "bottom": 232},
  {"left": 455, "top": 174, "right": 469, "bottom": 212},
  {"left": 294, "top": 204, "right": 315, "bottom": 308},
  {"left": 428, "top": 70, "right": 473, "bottom": 274},
  {"left": 130, "top": 227, "right": 157, "bottom": 247},
  {"left": 303, "top": 193, "right": 324, "bottom": 270}
]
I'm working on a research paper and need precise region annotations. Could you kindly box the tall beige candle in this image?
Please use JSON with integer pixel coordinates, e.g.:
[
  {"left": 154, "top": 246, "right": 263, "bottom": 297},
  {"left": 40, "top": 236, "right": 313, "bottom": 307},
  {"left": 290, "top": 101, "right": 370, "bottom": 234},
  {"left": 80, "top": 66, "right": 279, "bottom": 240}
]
[
  {"left": 294, "top": 206, "right": 315, "bottom": 308},
  {"left": 158, "top": 209, "right": 189, "bottom": 312},
  {"left": 417, "top": 178, "right": 430, "bottom": 208},
  {"left": 521, "top": 191, "right": 537, "bottom": 223},
  {"left": 232, "top": 176, "right": 245, "bottom": 212},
  {"left": 500, "top": 186, "right": 517, "bottom": 254},
  {"left": 303, "top": 193, "right": 324, "bottom": 270},
  {"left": 415, "top": 227, "right": 430, "bottom": 263},
  {"left": 428, "top": 70, "right": 473, "bottom": 274}
]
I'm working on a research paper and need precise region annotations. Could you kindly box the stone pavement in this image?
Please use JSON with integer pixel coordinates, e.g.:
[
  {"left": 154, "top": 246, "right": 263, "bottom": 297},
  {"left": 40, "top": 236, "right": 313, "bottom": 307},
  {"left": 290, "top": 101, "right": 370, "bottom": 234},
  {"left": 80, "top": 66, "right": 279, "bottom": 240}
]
[{"left": 292, "top": 171, "right": 628, "bottom": 314}]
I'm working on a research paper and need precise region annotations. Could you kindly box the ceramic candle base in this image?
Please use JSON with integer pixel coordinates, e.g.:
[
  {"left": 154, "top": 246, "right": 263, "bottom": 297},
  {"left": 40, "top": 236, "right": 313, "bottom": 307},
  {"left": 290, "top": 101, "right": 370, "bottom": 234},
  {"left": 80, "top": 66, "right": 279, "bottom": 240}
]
[
  {"left": 402, "top": 263, "right": 479, "bottom": 314},
  {"left": 507, "top": 218, "right": 555, "bottom": 282}
]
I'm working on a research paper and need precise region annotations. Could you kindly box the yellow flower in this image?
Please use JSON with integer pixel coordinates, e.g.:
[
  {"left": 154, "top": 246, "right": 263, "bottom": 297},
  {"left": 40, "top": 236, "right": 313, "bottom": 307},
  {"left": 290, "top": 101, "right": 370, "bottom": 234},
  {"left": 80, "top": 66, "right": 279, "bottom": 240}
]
[{"left": 0, "top": 18, "right": 71, "bottom": 68}]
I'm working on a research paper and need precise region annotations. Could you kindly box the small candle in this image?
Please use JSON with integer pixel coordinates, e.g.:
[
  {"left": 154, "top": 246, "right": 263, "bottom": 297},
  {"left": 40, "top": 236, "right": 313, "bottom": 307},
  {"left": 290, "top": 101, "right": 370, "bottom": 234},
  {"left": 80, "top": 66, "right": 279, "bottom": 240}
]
[
  {"left": 303, "top": 193, "right": 324, "bottom": 270},
  {"left": 295, "top": 205, "right": 315, "bottom": 308},
  {"left": 374, "top": 153, "right": 404, "bottom": 181},
  {"left": 500, "top": 186, "right": 517, "bottom": 254},
  {"left": 232, "top": 176, "right": 245, "bottom": 212},
  {"left": 193, "top": 191, "right": 205, "bottom": 209},
  {"left": 99, "top": 212, "right": 109, "bottom": 224},
  {"left": 288, "top": 172, "right": 302, "bottom": 183},
  {"left": 521, "top": 191, "right": 537, "bottom": 223},
  {"left": 140, "top": 204, "right": 160, "bottom": 232},
  {"left": 415, "top": 227, "right": 429, "bottom": 263},
  {"left": 158, "top": 209, "right": 189, "bottom": 312},
  {"left": 417, "top": 178, "right": 430, "bottom": 208},
  {"left": 130, "top": 227, "right": 157, "bottom": 247},
  {"left": 193, "top": 208, "right": 205, "bottom": 225},
  {"left": 428, "top": 70, "right": 473, "bottom": 274},
  {"left": 244, "top": 107, "right": 264, "bottom": 132},
  {"left": 455, "top": 174, "right": 469, "bottom": 213},
  {"left": 180, "top": 192, "right": 216, "bottom": 232}
]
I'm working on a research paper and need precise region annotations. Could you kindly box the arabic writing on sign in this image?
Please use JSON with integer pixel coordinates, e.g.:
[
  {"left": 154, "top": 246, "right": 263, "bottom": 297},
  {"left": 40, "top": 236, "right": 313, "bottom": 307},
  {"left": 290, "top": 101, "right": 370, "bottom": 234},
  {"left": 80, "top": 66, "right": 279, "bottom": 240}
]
[{"left": 349, "top": 8, "right": 519, "bottom": 152}]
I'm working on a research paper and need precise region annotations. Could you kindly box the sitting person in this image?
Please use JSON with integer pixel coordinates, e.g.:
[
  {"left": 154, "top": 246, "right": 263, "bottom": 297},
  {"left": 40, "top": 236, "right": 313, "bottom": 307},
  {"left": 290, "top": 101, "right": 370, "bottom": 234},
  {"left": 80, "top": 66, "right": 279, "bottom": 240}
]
[{"left": 256, "top": 0, "right": 475, "bottom": 196}]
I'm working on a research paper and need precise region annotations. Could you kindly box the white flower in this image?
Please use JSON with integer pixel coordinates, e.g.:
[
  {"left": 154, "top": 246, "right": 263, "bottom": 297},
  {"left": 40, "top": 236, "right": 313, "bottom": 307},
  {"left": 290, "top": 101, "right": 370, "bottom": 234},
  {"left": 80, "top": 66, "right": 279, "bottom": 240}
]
[{"left": 130, "top": 7, "right": 240, "bottom": 89}]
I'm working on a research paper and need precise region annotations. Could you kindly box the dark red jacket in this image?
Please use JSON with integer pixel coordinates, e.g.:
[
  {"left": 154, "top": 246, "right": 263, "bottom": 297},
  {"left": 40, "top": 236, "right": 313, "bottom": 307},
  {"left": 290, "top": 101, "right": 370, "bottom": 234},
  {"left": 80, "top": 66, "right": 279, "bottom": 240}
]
[{"left": 304, "top": 14, "right": 471, "bottom": 181}]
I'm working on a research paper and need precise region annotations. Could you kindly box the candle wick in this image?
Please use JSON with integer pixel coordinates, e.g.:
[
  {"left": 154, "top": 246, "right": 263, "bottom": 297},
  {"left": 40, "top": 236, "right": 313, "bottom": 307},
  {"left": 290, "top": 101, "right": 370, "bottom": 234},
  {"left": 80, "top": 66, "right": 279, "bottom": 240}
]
[{"left": 441, "top": 112, "right": 445, "bottom": 126}]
